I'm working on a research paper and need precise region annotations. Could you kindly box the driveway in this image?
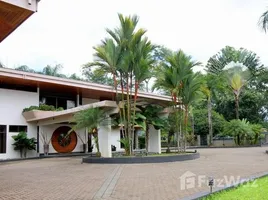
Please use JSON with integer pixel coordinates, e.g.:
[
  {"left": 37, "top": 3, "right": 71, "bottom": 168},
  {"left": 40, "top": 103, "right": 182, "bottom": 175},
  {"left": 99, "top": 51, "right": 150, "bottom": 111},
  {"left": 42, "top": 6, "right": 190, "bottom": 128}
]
[{"left": 0, "top": 147, "right": 268, "bottom": 200}]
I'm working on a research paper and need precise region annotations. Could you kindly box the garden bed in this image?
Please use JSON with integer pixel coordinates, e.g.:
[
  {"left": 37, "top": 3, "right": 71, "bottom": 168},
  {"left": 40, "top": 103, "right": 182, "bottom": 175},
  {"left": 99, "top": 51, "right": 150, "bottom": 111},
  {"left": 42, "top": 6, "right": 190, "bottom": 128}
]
[{"left": 82, "top": 152, "right": 200, "bottom": 164}]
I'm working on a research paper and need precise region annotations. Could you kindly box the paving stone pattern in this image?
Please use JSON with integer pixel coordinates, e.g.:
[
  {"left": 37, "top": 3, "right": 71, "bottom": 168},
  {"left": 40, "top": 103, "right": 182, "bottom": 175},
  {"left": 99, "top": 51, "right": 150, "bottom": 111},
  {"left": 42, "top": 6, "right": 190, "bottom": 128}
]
[{"left": 0, "top": 148, "right": 268, "bottom": 200}]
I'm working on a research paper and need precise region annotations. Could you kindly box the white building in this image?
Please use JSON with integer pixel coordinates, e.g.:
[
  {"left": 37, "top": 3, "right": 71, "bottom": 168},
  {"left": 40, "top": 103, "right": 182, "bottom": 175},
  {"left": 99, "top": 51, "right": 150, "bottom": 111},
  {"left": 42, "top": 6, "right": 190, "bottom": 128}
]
[
  {"left": 0, "top": 67, "right": 171, "bottom": 159},
  {"left": 0, "top": 0, "right": 171, "bottom": 159}
]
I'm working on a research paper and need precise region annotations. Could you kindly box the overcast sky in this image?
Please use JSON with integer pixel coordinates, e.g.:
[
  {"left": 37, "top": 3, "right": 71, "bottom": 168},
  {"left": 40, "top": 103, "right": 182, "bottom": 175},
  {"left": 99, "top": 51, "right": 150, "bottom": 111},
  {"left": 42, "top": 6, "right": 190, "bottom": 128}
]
[{"left": 0, "top": 0, "right": 267, "bottom": 75}]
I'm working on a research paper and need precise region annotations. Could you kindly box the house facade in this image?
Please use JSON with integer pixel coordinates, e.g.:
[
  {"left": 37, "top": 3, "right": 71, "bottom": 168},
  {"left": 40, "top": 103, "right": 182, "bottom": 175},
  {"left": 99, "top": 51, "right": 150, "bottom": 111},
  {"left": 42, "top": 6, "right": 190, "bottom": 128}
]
[
  {"left": 0, "top": 0, "right": 171, "bottom": 159},
  {"left": 0, "top": 68, "right": 171, "bottom": 159}
]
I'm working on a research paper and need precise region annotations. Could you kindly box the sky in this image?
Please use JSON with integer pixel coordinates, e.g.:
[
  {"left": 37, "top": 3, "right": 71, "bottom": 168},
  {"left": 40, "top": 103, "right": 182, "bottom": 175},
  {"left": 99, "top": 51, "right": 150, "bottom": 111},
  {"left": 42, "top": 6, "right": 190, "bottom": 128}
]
[{"left": 0, "top": 0, "right": 268, "bottom": 75}]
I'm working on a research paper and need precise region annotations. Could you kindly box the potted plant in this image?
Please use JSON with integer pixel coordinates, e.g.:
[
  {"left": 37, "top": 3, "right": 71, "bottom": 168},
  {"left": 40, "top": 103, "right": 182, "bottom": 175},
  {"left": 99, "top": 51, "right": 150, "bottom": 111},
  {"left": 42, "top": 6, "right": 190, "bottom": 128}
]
[
  {"left": 12, "top": 132, "right": 36, "bottom": 158},
  {"left": 40, "top": 132, "right": 51, "bottom": 156}
]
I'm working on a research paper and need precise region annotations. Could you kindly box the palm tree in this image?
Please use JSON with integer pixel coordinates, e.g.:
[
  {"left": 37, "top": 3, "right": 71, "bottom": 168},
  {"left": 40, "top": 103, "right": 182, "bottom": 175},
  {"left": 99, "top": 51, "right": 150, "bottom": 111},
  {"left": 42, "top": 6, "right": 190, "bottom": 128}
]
[
  {"left": 71, "top": 108, "right": 107, "bottom": 157},
  {"left": 42, "top": 64, "right": 66, "bottom": 78},
  {"left": 136, "top": 105, "right": 165, "bottom": 154},
  {"left": 181, "top": 73, "right": 202, "bottom": 150},
  {"left": 87, "top": 14, "right": 153, "bottom": 154},
  {"left": 153, "top": 50, "right": 201, "bottom": 152},
  {"left": 229, "top": 72, "right": 245, "bottom": 120},
  {"left": 259, "top": 10, "right": 268, "bottom": 32}
]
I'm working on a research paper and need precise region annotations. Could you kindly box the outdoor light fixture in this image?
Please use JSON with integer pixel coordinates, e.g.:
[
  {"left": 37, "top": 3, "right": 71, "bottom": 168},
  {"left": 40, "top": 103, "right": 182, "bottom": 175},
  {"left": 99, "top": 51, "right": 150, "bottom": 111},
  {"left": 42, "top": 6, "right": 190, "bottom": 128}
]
[{"left": 208, "top": 177, "right": 214, "bottom": 193}]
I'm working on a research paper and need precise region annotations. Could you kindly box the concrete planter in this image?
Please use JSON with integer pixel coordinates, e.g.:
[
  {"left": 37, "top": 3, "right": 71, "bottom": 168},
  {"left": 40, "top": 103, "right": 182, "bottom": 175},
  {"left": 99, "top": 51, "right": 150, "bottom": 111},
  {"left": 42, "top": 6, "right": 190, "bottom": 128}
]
[
  {"left": 22, "top": 110, "right": 54, "bottom": 122},
  {"left": 82, "top": 152, "right": 200, "bottom": 164}
]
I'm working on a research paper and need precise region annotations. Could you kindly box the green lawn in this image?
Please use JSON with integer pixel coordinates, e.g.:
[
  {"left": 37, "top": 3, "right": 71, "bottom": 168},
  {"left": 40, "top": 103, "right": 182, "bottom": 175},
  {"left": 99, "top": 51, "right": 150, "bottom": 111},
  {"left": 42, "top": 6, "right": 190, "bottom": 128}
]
[{"left": 202, "top": 176, "right": 268, "bottom": 200}]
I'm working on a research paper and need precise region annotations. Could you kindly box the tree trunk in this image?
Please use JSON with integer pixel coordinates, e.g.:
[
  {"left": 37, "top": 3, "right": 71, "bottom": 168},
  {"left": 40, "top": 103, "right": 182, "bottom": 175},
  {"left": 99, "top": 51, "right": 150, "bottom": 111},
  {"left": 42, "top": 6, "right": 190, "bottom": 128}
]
[
  {"left": 24, "top": 148, "right": 27, "bottom": 158},
  {"left": 235, "top": 94, "right": 239, "bottom": 120},
  {"left": 135, "top": 129, "right": 139, "bottom": 149},
  {"left": 183, "top": 105, "right": 188, "bottom": 152},
  {"left": 208, "top": 97, "right": 213, "bottom": 146},
  {"left": 145, "top": 122, "right": 149, "bottom": 155},
  {"left": 166, "top": 131, "right": 172, "bottom": 153},
  {"left": 126, "top": 76, "right": 131, "bottom": 154},
  {"left": 190, "top": 111, "right": 194, "bottom": 136}
]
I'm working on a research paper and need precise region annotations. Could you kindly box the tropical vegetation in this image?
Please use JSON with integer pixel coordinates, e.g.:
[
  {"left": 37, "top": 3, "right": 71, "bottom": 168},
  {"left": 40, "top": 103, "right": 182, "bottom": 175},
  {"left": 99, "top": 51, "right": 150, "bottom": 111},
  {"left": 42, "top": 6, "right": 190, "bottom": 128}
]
[
  {"left": 3, "top": 12, "right": 268, "bottom": 156},
  {"left": 12, "top": 132, "right": 36, "bottom": 158}
]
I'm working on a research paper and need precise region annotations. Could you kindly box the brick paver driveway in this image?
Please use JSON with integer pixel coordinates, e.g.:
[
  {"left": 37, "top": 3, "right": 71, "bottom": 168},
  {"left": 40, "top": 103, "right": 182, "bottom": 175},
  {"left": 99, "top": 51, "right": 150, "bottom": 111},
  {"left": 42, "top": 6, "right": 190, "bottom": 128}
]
[{"left": 1, "top": 147, "right": 268, "bottom": 200}]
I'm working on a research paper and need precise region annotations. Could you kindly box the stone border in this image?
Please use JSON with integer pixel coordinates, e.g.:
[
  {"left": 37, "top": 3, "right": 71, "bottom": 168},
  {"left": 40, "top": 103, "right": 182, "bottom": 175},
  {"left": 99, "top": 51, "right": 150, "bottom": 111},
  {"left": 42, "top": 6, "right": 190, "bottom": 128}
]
[
  {"left": 187, "top": 145, "right": 261, "bottom": 149},
  {"left": 180, "top": 172, "right": 268, "bottom": 200},
  {"left": 82, "top": 152, "right": 200, "bottom": 164}
]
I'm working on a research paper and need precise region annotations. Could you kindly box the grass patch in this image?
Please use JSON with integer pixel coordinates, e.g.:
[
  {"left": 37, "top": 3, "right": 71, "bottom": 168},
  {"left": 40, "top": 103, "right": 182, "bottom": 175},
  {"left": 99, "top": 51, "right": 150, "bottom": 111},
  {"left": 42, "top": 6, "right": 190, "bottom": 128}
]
[{"left": 202, "top": 176, "right": 268, "bottom": 200}]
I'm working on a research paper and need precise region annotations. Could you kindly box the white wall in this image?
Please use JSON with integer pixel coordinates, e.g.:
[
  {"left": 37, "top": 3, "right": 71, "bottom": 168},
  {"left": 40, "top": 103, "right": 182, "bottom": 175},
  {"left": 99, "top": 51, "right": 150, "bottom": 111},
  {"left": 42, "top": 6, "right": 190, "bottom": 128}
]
[
  {"left": 148, "top": 125, "right": 161, "bottom": 153},
  {"left": 39, "top": 124, "right": 86, "bottom": 154},
  {"left": 0, "top": 89, "right": 39, "bottom": 159},
  {"left": 111, "top": 127, "right": 124, "bottom": 151},
  {"left": 82, "top": 98, "right": 99, "bottom": 105}
]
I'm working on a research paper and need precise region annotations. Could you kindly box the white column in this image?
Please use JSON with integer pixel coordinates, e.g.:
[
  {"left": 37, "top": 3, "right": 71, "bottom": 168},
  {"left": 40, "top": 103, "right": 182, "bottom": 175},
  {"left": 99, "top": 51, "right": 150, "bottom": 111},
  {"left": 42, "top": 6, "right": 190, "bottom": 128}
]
[
  {"left": 76, "top": 94, "right": 80, "bottom": 106},
  {"left": 148, "top": 125, "right": 161, "bottom": 154},
  {"left": 197, "top": 135, "right": 201, "bottom": 146},
  {"left": 98, "top": 117, "right": 112, "bottom": 157}
]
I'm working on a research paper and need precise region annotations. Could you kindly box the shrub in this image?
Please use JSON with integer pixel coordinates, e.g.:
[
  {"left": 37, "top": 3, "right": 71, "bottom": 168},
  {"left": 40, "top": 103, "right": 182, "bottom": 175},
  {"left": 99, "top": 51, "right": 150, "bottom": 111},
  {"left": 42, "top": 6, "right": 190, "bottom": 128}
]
[
  {"left": 23, "top": 105, "right": 64, "bottom": 113},
  {"left": 12, "top": 132, "right": 36, "bottom": 158},
  {"left": 223, "top": 119, "right": 263, "bottom": 145}
]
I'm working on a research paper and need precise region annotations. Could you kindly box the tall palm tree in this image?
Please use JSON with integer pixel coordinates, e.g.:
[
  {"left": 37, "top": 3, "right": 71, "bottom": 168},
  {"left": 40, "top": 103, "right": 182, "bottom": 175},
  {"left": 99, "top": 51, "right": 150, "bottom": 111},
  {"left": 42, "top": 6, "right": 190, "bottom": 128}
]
[
  {"left": 153, "top": 50, "right": 201, "bottom": 152},
  {"left": 259, "top": 10, "right": 268, "bottom": 32},
  {"left": 181, "top": 73, "right": 202, "bottom": 150},
  {"left": 200, "top": 84, "right": 212, "bottom": 145},
  {"left": 229, "top": 72, "right": 245, "bottom": 120},
  {"left": 85, "top": 14, "right": 153, "bottom": 154},
  {"left": 42, "top": 64, "right": 66, "bottom": 78}
]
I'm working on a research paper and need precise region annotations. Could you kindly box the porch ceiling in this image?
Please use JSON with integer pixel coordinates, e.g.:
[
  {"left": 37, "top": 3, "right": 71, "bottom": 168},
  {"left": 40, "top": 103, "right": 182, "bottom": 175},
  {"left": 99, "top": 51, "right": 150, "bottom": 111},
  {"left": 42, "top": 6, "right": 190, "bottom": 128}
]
[{"left": 0, "top": 1, "right": 34, "bottom": 42}]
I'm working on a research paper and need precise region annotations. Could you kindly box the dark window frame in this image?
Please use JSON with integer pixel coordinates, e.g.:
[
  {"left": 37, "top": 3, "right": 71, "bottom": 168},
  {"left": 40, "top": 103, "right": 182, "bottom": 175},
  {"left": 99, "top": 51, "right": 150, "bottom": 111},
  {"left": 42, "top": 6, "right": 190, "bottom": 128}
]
[
  {"left": 0, "top": 125, "right": 7, "bottom": 153},
  {"left": 9, "top": 125, "right": 28, "bottom": 133}
]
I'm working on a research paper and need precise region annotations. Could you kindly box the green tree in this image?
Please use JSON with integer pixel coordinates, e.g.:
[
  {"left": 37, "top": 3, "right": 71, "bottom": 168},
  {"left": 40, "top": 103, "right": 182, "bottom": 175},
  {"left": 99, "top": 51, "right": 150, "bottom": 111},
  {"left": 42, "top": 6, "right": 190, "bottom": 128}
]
[
  {"left": 69, "top": 73, "right": 83, "bottom": 81},
  {"left": 86, "top": 14, "right": 154, "bottom": 154},
  {"left": 259, "top": 9, "right": 268, "bottom": 32},
  {"left": 12, "top": 132, "right": 36, "bottom": 158},
  {"left": 193, "top": 109, "right": 226, "bottom": 137},
  {"left": 42, "top": 64, "right": 66, "bottom": 78},
  {"left": 206, "top": 46, "right": 263, "bottom": 76},
  {"left": 223, "top": 119, "right": 253, "bottom": 145},
  {"left": 15, "top": 65, "right": 35, "bottom": 73},
  {"left": 153, "top": 50, "right": 201, "bottom": 152},
  {"left": 181, "top": 73, "right": 202, "bottom": 150},
  {"left": 136, "top": 105, "right": 165, "bottom": 154},
  {"left": 71, "top": 108, "right": 108, "bottom": 157},
  {"left": 82, "top": 67, "right": 113, "bottom": 86}
]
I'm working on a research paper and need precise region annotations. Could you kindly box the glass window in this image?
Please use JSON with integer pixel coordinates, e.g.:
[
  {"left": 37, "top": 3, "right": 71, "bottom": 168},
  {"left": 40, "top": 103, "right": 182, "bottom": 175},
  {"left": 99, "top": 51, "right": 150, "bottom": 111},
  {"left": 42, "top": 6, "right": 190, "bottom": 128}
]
[
  {"left": 0, "top": 125, "right": 6, "bottom": 153},
  {"left": 67, "top": 100, "right": 75, "bottom": 109},
  {"left": 9, "top": 125, "right": 27, "bottom": 133}
]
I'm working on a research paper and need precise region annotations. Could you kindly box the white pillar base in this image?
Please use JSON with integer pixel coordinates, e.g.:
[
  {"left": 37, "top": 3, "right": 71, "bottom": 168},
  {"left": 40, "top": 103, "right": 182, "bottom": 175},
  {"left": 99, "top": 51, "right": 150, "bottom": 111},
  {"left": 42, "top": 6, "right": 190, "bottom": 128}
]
[
  {"left": 148, "top": 125, "right": 161, "bottom": 154},
  {"left": 98, "top": 117, "right": 112, "bottom": 157}
]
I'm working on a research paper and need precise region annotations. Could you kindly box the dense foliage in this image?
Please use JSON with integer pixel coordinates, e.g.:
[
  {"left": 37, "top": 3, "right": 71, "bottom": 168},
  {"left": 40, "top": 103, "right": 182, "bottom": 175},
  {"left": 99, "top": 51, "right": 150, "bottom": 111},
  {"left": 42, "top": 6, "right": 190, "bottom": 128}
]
[
  {"left": 12, "top": 132, "right": 36, "bottom": 158},
  {"left": 23, "top": 104, "right": 64, "bottom": 112}
]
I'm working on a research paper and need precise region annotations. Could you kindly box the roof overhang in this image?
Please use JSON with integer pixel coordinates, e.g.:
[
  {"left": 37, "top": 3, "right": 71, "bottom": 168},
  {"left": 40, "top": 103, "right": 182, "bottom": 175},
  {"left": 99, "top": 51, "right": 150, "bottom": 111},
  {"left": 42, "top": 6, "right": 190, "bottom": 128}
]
[
  {"left": 23, "top": 100, "right": 118, "bottom": 126},
  {"left": 0, "top": 67, "right": 172, "bottom": 105},
  {"left": 0, "top": 0, "right": 39, "bottom": 42}
]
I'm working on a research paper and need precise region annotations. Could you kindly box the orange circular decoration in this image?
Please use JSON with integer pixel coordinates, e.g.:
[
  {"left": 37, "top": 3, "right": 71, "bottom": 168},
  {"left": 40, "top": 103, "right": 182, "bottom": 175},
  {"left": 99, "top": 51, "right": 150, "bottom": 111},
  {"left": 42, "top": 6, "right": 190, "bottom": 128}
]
[{"left": 51, "top": 126, "right": 77, "bottom": 153}]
